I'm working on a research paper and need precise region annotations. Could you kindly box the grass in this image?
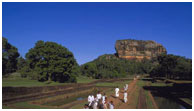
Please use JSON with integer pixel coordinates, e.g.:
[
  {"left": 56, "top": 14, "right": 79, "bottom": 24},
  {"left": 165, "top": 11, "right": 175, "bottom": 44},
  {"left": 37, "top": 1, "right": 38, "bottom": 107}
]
[
  {"left": 95, "top": 80, "right": 131, "bottom": 88},
  {"left": 136, "top": 80, "right": 156, "bottom": 109},
  {"left": 3, "top": 72, "right": 133, "bottom": 87},
  {"left": 166, "top": 79, "right": 192, "bottom": 84},
  {"left": 131, "top": 86, "right": 140, "bottom": 108},
  {"left": 151, "top": 82, "right": 173, "bottom": 87},
  {"left": 145, "top": 90, "right": 154, "bottom": 109},
  {"left": 2, "top": 105, "right": 13, "bottom": 109},
  {"left": 3, "top": 101, "right": 51, "bottom": 109},
  {"left": 136, "top": 80, "right": 147, "bottom": 87},
  {"left": 2, "top": 78, "right": 71, "bottom": 87},
  {"left": 76, "top": 75, "right": 97, "bottom": 83},
  {"left": 180, "top": 98, "right": 192, "bottom": 105},
  {"left": 2, "top": 72, "right": 69, "bottom": 87},
  {"left": 2, "top": 73, "right": 97, "bottom": 87}
]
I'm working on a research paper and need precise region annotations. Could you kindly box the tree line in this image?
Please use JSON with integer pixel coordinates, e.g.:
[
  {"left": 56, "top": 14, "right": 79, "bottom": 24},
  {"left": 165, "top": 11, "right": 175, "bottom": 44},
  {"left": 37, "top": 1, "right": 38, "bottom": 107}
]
[
  {"left": 80, "top": 54, "right": 154, "bottom": 79},
  {"left": 2, "top": 37, "right": 192, "bottom": 83},
  {"left": 3, "top": 37, "right": 20, "bottom": 74},
  {"left": 3, "top": 37, "right": 78, "bottom": 83},
  {"left": 150, "top": 54, "right": 192, "bottom": 80}
]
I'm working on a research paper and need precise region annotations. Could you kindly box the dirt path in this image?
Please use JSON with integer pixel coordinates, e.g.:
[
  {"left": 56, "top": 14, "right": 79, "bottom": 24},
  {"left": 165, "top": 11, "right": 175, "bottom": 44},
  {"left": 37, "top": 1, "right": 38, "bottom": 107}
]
[
  {"left": 107, "top": 79, "right": 157, "bottom": 109},
  {"left": 106, "top": 79, "right": 138, "bottom": 109},
  {"left": 137, "top": 88, "right": 147, "bottom": 109}
]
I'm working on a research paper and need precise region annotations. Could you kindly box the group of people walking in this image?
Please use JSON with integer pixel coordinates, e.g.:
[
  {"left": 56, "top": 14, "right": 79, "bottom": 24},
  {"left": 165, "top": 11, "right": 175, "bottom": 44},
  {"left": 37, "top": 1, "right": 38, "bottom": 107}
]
[{"left": 84, "top": 84, "right": 129, "bottom": 109}]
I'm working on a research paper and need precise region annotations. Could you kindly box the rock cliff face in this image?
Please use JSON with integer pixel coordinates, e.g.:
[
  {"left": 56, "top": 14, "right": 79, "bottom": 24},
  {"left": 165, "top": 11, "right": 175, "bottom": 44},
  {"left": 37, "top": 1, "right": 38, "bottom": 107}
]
[{"left": 115, "top": 39, "right": 167, "bottom": 60}]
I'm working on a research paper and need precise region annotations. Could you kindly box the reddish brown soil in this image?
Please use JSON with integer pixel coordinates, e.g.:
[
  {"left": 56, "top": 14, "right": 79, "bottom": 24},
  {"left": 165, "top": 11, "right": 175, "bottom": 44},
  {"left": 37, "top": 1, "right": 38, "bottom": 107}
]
[
  {"left": 137, "top": 88, "right": 147, "bottom": 109},
  {"left": 106, "top": 79, "right": 157, "bottom": 109},
  {"left": 107, "top": 80, "right": 138, "bottom": 109}
]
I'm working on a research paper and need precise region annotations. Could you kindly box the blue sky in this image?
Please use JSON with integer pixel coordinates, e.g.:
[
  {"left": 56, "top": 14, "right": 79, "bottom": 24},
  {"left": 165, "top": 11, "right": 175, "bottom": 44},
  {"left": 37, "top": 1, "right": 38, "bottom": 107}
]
[{"left": 2, "top": 2, "right": 192, "bottom": 65}]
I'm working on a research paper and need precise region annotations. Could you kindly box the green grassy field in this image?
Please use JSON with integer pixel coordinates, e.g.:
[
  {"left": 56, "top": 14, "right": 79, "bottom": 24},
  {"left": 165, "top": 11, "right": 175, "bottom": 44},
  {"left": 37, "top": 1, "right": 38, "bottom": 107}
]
[
  {"left": 2, "top": 73, "right": 97, "bottom": 87},
  {"left": 76, "top": 75, "right": 97, "bottom": 83},
  {"left": 3, "top": 72, "right": 135, "bottom": 87},
  {"left": 151, "top": 82, "right": 173, "bottom": 87},
  {"left": 145, "top": 90, "right": 154, "bottom": 108},
  {"left": 3, "top": 101, "right": 52, "bottom": 109},
  {"left": 2, "top": 77, "right": 71, "bottom": 87},
  {"left": 95, "top": 80, "right": 131, "bottom": 88},
  {"left": 166, "top": 79, "right": 192, "bottom": 84}
]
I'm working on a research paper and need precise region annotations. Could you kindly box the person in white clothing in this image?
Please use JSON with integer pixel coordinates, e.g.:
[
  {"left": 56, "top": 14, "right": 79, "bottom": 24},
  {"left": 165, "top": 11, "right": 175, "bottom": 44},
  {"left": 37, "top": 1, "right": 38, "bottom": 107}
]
[
  {"left": 102, "top": 93, "right": 107, "bottom": 104},
  {"left": 115, "top": 87, "right": 119, "bottom": 97},
  {"left": 96, "top": 91, "right": 102, "bottom": 101},
  {"left": 91, "top": 95, "right": 94, "bottom": 102},
  {"left": 124, "top": 84, "right": 128, "bottom": 91},
  {"left": 93, "top": 95, "right": 98, "bottom": 109},
  {"left": 88, "top": 95, "right": 92, "bottom": 106},
  {"left": 126, "top": 84, "right": 128, "bottom": 89},
  {"left": 93, "top": 100, "right": 98, "bottom": 109},
  {"left": 123, "top": 91, "right": 128, "bottom": 103}
]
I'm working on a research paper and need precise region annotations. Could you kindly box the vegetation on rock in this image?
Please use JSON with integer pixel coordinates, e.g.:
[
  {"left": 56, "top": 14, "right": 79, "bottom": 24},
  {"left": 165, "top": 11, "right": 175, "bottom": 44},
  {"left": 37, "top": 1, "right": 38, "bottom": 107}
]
[{"left": 80, "top": 54, "right": 154, "bottom": 79}]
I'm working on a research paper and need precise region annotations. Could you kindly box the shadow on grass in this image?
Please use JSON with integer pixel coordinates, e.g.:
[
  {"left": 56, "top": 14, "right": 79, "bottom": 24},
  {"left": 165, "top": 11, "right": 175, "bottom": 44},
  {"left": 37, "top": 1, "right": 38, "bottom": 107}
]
[{"left": 143, "top": 83, "right": 192, "bottom": 109}]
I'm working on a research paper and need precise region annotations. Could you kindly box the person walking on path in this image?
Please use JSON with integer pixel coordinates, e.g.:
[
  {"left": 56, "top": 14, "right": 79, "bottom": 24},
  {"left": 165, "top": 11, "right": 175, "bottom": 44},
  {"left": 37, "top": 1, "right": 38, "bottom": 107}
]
[
  {"left": 87, "top": 95, "right": 92, "bottom": 106},
  {"left": 123, "top": 91, "right": 128, "bottom": 103},
  {"left": 96, "top": 91, "right": 102, "bottom": 101},
  {"left": 115, "top": 87, "right": 119, "bottom": 98},
  {"left": 124, "top": 84, "right": 128, "bottom": 91},
  {"left": 102, "top": 93, "right": 107, "bottom": 104},
  {"left": 93, "top": 95, "right": 98, "bottom": 109}
]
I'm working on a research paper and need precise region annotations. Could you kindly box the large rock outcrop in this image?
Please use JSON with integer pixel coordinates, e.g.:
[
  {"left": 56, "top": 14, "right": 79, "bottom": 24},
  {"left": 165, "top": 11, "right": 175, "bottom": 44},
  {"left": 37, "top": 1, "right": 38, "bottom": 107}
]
[{"left": 115, "top": 39, "right": 167, "bottom": 60}]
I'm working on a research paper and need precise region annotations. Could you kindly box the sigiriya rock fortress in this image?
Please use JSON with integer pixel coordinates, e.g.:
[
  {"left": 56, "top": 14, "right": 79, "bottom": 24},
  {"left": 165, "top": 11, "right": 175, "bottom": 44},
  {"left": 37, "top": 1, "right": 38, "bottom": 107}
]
[{"left": 115, "top": 39, "right": 167, "bottom": 60}]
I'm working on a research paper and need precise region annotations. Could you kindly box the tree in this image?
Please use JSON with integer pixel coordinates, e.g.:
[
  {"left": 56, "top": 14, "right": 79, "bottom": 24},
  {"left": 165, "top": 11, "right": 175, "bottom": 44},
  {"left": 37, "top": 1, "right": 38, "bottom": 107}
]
[
  {"left": 2, "top": 37, "right": 20, "bottom": 75},
  {"left": 80, "top": 62, "right": 98, "bottom": 78},
  {"left": 81, "top": 54, "right": 154, "bottom": 79},
  {"left": 150, "top": 54, "right": 192, "bottom": 80},
  {"left": 22, "top": 40, "right": 78, "bottom": 83},
  {"left": 17, "top": 57, "right": 26, "bottom": 71}
]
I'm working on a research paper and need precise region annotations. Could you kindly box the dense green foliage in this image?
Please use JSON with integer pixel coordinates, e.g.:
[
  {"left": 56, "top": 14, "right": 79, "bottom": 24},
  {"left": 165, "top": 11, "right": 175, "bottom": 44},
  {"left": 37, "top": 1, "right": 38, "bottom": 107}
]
[
  {"left": 80, "top": 54, "right": 154, "bottom": 79},
  {"left": 20, "top": 40, "right": 78, "bottom": 83},
  {"left": 2, "top": 37, "right": 20, "bottom": 75},
  {"left": 2, "top": 37, "right": 192, "bottom": 82},
  {"left": 17, "top": 57, "right": 26, "bottom": 71},
  {"left": 150, "top": 54, "right": 192, "bottom": 80}
]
